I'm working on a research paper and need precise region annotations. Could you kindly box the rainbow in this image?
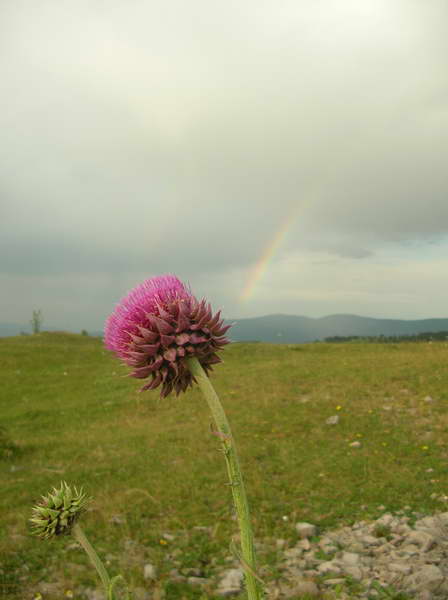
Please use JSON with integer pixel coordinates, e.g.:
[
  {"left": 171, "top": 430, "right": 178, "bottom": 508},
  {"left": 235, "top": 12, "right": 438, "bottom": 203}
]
[{"left": 239, "top": 205, "right": 300, "bottom": 302}]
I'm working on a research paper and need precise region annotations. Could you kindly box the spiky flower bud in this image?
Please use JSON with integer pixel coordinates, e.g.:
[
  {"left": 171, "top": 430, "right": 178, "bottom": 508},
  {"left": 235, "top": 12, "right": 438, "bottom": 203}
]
[
  {"left": 30, "top": 482, "right": 89, "bottom": 539},
  {"left": 104, "top": 275, "right": 231, "bottom": 397}
]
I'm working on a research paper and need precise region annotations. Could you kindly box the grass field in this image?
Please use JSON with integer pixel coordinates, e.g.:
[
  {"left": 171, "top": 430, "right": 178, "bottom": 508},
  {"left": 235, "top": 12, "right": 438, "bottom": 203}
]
[{"left": 1, "top": 333, "right": 448, "bottom": 599}]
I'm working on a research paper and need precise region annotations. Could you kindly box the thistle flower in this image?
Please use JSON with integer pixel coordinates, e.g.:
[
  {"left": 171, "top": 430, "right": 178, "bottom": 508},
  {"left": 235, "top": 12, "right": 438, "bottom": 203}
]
[
  {"left": 104, "top": 275, "right": 231, "bottom": 397},
  {"left": 30, "top": 482, "right": 89, "bottom": 539}
]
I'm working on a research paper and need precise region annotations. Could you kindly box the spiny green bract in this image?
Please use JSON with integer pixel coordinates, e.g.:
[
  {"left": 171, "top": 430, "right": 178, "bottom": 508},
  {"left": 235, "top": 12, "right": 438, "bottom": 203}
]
[{"left": 30, "top": 481, "right": 89, "bottom": 539}]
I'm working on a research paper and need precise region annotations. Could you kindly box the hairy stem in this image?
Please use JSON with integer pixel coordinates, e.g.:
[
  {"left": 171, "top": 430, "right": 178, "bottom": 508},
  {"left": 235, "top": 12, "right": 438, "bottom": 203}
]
[
  {"left": 186, "top": 357, "right": 262, "bottom": 600},
  {"left": 72, "top": 523, "right": 112, "bottom": 598}
]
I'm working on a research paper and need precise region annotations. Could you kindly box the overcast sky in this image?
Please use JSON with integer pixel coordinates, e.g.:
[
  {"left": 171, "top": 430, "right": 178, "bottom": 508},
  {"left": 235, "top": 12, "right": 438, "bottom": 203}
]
[{"left": 1, "top": 0, "right": 448, "bottom": 331}]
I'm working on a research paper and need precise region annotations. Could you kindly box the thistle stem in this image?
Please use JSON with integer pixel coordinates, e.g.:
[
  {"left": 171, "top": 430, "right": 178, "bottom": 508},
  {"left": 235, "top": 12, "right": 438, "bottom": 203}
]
[
  {"left": 72, "top": 523, "right": 113, "bottom": 598},
  {"left": 186, "top": 357, "right": 262, "bottom": 600}
]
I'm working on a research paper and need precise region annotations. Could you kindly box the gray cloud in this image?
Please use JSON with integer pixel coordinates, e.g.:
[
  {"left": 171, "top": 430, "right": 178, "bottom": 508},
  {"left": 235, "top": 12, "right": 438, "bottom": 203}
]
[{"left": 1, "top": 0, "right": 448, "bottom": 325}]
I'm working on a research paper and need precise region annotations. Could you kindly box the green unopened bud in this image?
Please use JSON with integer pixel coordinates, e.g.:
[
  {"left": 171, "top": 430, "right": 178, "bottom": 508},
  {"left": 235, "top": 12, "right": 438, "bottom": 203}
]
[{"left": 30, "top": 482, "right": 89, "bottom": 540}]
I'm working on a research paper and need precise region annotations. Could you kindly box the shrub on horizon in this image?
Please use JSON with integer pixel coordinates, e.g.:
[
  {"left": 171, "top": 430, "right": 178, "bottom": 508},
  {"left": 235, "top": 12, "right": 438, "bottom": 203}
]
[{"left": 30, "top": 309, "right": 43, "bottom": 335}]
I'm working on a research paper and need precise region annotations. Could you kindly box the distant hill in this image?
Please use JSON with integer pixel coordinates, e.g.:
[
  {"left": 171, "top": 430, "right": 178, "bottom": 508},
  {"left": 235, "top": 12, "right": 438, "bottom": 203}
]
[
  {"left": 2, "top": 314, "right": 448, "bottom": 343},
  {"left": 0, "top": 323, "right": 30, "bottom": 337},
  {"left": 0, "top": 323, "right": 104, "bottom": 338},
  {"left": 227, "top": 314, "right": 448, "bottom": 343}
]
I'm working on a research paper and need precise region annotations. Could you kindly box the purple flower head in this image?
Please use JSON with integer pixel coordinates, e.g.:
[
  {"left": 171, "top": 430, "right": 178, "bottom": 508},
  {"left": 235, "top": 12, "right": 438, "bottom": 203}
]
[{"left": 104, "top": 275, "right": 231, "bottom": 397}]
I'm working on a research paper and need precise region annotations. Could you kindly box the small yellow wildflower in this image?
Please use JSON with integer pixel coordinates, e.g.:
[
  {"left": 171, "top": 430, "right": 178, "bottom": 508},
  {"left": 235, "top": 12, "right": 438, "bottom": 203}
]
[
  {"left": 159, "top": 539, "right": 168, "bottom": 545},
  {"left": 356, "top": 433, "right": 362, "bottom": 438},
  {"left": 421, "top": 445, "right": 429, "bottom": 451},
  {"left": 65, "top": 591, "right": 74, "bottom": 598},
  {"left": 336, "top": 405, "right": 342, "bottom": 411},
  {"left": 33, "top": 595, "right": 43, "bottom": 600}
]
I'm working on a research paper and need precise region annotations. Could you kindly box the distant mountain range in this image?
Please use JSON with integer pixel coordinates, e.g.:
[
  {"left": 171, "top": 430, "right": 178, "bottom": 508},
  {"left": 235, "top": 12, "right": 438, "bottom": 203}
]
[
  {"left": 2, "top": 314, "right": 448, "bottom": 343},
  {"left": 228, "top": 314, "right": 448, "bottom": 343},
  {"left": 0, "top": 323, "right": 105, "bottom": 338}
]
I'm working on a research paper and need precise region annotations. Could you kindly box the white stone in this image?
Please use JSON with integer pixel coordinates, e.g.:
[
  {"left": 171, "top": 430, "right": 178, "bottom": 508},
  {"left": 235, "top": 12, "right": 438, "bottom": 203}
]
[
  {"left": 326, "top": 415, "right": 339, "bottom": 425},
  {"left": 317, "top": 561, "right": 341, "bottom": 575},
  {"left": 395, "top": 523, "right": 412, "bottom": 535},
  {"left": 349, "top": 441, "right": 362, "bottom": 448},
  {"left": 295, "top": 522, "right": 317, "bottom": 538},
  {"left": 415, "top": 515, "right": 438, "bottom": 530},
  {"left": 400, "top": 544, "right": 420, "bottom": 555},
  {"left": 407, "top": 530, "right": 436, "bottom": 552},
  {"left": 322, "top": 578, "right": 346, "bottom": 586},
  {"left": 346, "top": 542, "right": 364, "bottom": 553},
  {"left": 361, "top": 535, "right": 381, "bottom": 546},
  {"left": 388, "top": 563, "right": 412, "bottom": 574},
  {"left": 187, "top": 576, "right": 209, "bottom": 587},
  {"left": 340, "top": 552, "right": 360, "bottom": 566},
  {"left": 375, "top": 513, "right": 394, "bottom": 527},
  {"left": 216, "top": 568, "right": 244, "bottom": 596},
  {"left": 143, "top": 563, "right": 157, "bottom": 581},
  {"left": 297, "top": 538, "right": 311, "bottom": 550},
  {"left": 410, "top": 564, "right": 444, "bottom": 592},
  {"left": 437, "top": 511, "right": 448, "bottom": 522},
  {"left": 38, "top": 583, "right": 62, "bottom": 596},
  {"left": 109, "top": 514, "right": 125, "bottom": 525},
  {"left": 284, "top": 547, "right": 302, "bottom": 559},
  {"left": 344, "top": 566, "right": 363, "bottom": 580}
]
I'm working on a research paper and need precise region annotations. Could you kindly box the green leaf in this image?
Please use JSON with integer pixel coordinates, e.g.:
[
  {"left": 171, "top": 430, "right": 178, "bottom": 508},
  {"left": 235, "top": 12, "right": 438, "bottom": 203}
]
[
  {"left": 51, "top": 494, "right": 63, "bottom": 508},
  {"left": 30, "top": 517, "right": 48, "bottom": 526},
  {"left": 63, "top": 485, "right": 73, "bottom": 507}
]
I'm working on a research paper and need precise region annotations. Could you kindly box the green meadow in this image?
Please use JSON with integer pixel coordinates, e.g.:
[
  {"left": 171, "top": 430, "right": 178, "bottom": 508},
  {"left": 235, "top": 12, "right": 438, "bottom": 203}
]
[{"left": 2, "top": 333, "right": 448, "bottom": 599}]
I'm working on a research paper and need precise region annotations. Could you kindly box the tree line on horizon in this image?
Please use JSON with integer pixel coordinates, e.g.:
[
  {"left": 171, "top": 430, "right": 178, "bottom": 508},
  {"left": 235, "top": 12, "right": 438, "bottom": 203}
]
[{"left": 324, "top": 331, "right": 448, "bottom": 343}]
